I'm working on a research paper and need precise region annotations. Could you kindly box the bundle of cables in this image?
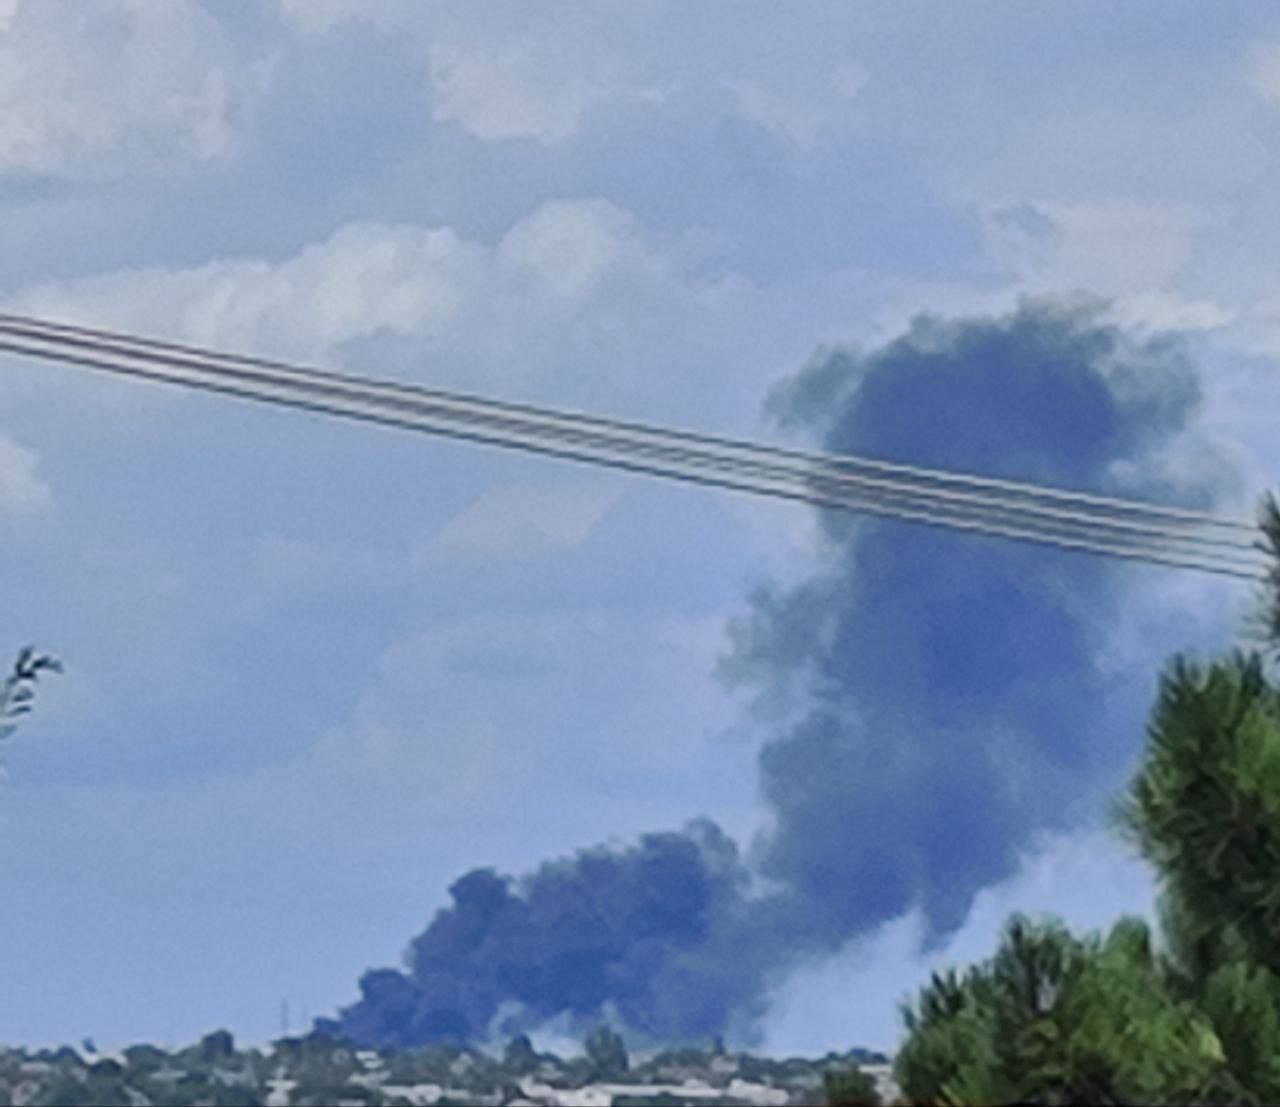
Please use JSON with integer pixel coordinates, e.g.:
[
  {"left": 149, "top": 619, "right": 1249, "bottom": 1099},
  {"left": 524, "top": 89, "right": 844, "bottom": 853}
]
[{"left": 0, "top": 313, "right": 1265, "bottom": 581}]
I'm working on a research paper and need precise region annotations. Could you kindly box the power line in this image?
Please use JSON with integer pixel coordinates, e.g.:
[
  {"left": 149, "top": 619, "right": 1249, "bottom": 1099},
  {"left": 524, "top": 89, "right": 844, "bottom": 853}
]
[
  {"left": 0, "top": 320, "right": 1255, "bottom": 571},
  {"left": 2, "top": 312, "right": 1251, "bottom": 536},
  {"left": 0, "top": 314, "right": 1267, "bottom": 581},
  {"left": 10, "top": 338, "right": 1254, "bottom": 578},
  {"left": 0, "top": 333, "right": 1260, "bottom": 579},
  {"left": 1, "top": 312, "right": 1257, "bottom": 568},
  {"left": 0, "top": 315, "right": 1263, "bottom": 577}
]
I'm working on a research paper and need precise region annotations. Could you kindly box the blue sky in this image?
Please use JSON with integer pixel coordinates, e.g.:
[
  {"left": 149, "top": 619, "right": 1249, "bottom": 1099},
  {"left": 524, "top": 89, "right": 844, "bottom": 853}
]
[{"left": 0, "top": 0, "right": 1279, "bottom": 1055}]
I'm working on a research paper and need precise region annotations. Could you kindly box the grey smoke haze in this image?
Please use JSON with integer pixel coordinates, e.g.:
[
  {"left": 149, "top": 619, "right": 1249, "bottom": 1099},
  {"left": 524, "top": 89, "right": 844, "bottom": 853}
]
[{"left": 321, "top": 300, "right": 1216, "bottom": 1047}]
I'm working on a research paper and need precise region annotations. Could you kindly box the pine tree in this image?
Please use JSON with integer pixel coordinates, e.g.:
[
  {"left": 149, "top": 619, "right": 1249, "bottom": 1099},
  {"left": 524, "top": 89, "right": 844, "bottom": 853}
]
[{"left": 894, "top": 493, "right": 1280, "bottom": 1105}]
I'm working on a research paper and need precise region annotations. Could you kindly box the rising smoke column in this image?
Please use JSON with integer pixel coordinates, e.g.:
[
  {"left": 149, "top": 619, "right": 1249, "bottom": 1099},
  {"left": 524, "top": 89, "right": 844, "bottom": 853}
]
[
  {"left": 321, "top": 299, "right": 1219, "bottom": 1046},
  {"left": 731, "top": 298, "right": 1210, "bottom": 945}
]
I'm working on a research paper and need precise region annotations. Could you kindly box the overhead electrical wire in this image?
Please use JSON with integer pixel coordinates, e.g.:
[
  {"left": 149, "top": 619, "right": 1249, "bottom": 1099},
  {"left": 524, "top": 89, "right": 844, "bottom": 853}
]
[
  {"left": 0, "top": 314, "right": 1263, "bottom": 570},
  {"left": 0, "top": 313, "right": 1263, "bottom": 578},
  {"left": 0, "top": 313, "right": 1266, "bottom": 581},
  {"left": 0, "top": 313, "right": 1252, "bottom": 538}
]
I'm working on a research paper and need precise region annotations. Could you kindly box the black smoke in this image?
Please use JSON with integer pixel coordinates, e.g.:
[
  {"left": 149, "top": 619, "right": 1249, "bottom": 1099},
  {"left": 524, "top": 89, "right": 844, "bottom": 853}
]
[
  {"left": 734, "top": 299, "right": 1207, "bottom": 945},
  {"left": 320, "top": 300, "right": 1218, "bottom": 1046},
  {"left": 316, "top": 819, "right": 763, "bottom": 1047}
]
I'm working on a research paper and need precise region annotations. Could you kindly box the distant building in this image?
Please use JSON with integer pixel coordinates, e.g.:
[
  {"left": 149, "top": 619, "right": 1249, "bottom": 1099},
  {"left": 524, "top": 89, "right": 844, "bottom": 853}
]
[{"left": 859, "top": 1062, "right": 901, "bottom": 1104}]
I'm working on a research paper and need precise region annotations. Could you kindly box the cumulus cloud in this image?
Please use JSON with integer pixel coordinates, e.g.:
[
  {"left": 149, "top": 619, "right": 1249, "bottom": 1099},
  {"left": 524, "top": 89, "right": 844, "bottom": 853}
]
[
  {"left": 11, "top": 221, "right": 483, "bottom": 360},
  {"left": 0, "top": 0, "right": 258, "bottom": 178},
  {"left": 0, "top": 433, "right": 52, "bottom": 515},
  {"left": 427, "top": 39, "right": 605, "bottom": 146},
  {"left": 284, "top": 1, "right": 870, "bottom": 154},
  {"left": 497, "top": 200, "right": 655, "bottom": 301},
  {"left": 982, "top": 200, "right": 1227, "bottom": 298},
  {"left": 1104, "top": 289, "right": 1235, "bottom": 334},
  {"left": 422, "top": 479, "right": 622, "bottom": 565},
  {"left": 9, "top": 204, "right": 639, "bottom": 355},
  {"left": 723, "top": 59, "right": 867, "bottom": 151},
  {"left": 7, "top": 197, "right": 766, "bottom": 428}
]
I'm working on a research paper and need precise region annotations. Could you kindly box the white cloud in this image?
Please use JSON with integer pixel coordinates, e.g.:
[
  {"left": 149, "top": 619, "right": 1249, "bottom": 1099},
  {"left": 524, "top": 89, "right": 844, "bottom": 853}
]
[
  {"left": 428, "top": 39, "right": 603, "bottom": 145},
  {"left": 0, "top": 0, "right": 258, "bottom": 178},
  {"left": 12, "top": 221, "right": 485, "bottom": 361},
  {"left": 1247, "top": 41, "right": 1280, "bottom": 104},
  {"left": 983, "top": 200, "right": 1226, "bottom": 296},
  {"left": 497, "top": 199, "right": 653, "bottom": 300},
  {"left": 0, "top": 433, "right": 52, "bottom": 515},
  {"left": 1227, "top": 292, "right": 1280, "bottom": 363},
  {"left": 1104, "top": 289, "right": 1235, "bottom": 334},
  {"left": 423, "top": 477, "right": 622, "bottom": 564},
  {"left": 726, "top": 81, "right": 825, "bottom": 151},
  {"left": 281, "top": 5, "right": 870, "bottom": 153},
  {"left": 424, "top": 36, "right": 871, "bottom": 151},
  {"left": 725, "top": 60, "right": 867, "bottom": 151},
  {"left": 8, "top": 197, "right": 776, "bottom": 430},
  {"left": 277, "top": 0, "right": 405, "bottom": 35}
]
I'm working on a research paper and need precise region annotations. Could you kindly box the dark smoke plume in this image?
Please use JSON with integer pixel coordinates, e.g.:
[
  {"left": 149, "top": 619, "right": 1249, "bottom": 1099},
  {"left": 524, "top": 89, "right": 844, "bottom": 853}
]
[
  {"left": 732, "top": 299, "right": 1207, "bottom": 945},
  {"left": 317, "top": 819, "right": 763, "bottom": 1047},
  {"left": 321, "top": 300, "right": 1217, "bottom": 1046}
]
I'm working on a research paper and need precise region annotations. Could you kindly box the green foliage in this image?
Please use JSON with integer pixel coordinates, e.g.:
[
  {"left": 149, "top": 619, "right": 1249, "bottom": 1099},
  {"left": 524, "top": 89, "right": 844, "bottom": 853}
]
[
  {"left": 122, "top": 1043, "right": 168, "bottom": 1072},
  {"left": 1196, "top": 959, "right": 1280, "bottom": 1105},
  {"left": 1060, "top": 917, "right": 1234, "bottom": 1106},
  {"left": 504, "top": 1032, "right": 538, "bottom": 1074},
  {"left": 165, "top": 1071, "right": 212, "bottom": 1104},
  {"left": 895, "top": 915, "right": 1236, "bottom": 1106},
  {"left": 200, "top": 1028, "right": 236, "bottom": 1062},
  {"left": 896, "top": 964, "right": 1008, "bottom": 1105},
  {"left": 895, "top": 495, "right": 1280, "bottom": 1105},
  {"left": 207, "top": 1086, "right": 264, "bottom": 1107},
  {"left": 0, "top": 646, "right": 61, "bottom": 739},
  {"left": 1153, "top": 887, "right": 1250, "bottom": 998},
  {"left": 1115, "top": 651, "right": 1280, "bottom": 978},
  {"left": 33, "top": 1076, "right": 133, "bottom": 1107},
  {"left": 1253, "top": 492, "right": 1280, "bottom": 656},
  {"left": 823, "top": 1064, "right": 882, "bottom": 1106},
  {"left": 899, "top": 917, "right": 1112, "bottom": 1104},
  {"left": 584, "top": 1024, "right": 629, "bottom": 1080}
]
